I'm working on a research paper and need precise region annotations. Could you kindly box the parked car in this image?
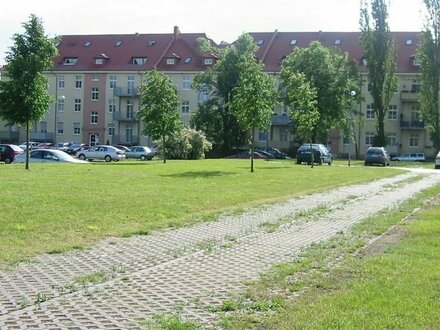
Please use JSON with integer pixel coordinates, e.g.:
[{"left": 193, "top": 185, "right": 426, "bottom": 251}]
[
  {"left": 18, "top": 141, "right": 39, "bottom": 150},
  {"left": 53, "top": 142, "right": 70, "bottom": 151},
  {"left": 391, "top": 153, "right": 425, "bottom": 162},
  {"left": 254, "top": 147, "right": 288, "bottom": 159},
  {"left": 435, "top": 151, "right": 440, "bottom": 169},
  {"left": 364, "top": 147, "right": 390, "bottom": 166},
  {"left": 226, "top": 151, "right": 269, "bottom": 159},
  {"left": 125, "top": 146, "right": 155, "bottom": 160},
  {"left": 65, "top": 143, "right": 86, "bottom": 155},
  {"left": 36, "top": 142, "right": 53, "bottom": 149},
  {"left": 113, "top": 145, "right": 131, "bottom": 153},
  {"left": 76, "top": 145, "right": 125, "bottom": 162},
  {"left": 0, "top": 144, "right": 24, "bottom": 164},
  {"left": 14, "top": 149, "right": 88, "bottom": 164},
  {"left": 296, "top": 143, "right": 332, "bottom": 165}
]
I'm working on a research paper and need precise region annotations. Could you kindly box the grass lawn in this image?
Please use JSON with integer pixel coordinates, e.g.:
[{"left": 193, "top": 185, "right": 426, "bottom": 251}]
[
  {"left": 221, "top": 182, "right": 440, "bottom": 329},
  {"left": 1, "top": 159, "right": 402, "bottom": 264}
]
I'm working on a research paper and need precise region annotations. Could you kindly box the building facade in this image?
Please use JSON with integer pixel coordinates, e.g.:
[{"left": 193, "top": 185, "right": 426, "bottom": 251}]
[{"left": 0, "top": 28, "right": 429, "bottom": 158}]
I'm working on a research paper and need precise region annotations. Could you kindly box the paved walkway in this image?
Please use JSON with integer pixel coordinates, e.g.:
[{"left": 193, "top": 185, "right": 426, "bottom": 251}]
[{"left": 1, "top": 168, "right": 440, "bottom": 329}]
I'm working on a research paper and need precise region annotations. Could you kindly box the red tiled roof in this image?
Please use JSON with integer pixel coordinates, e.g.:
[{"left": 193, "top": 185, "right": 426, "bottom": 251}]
[
  {"left": 52, "top": 29, "right": 211, "bottom": 72},
  {"left": 249, "top": 31, "right": 421, "bottom": 74}
]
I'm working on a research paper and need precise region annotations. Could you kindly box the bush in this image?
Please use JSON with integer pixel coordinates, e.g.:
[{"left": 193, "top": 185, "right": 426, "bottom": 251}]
[{"left": 159, "top": 128, "right": 212, "bottom": 160}]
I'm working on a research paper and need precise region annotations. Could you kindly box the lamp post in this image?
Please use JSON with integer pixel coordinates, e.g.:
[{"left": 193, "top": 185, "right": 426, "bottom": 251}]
[
  {"left": 348, "top": 90, "right": 356, "bottom": 166},
  {"left": 54, "top": 95, "right": 65, "bottom": 145}
]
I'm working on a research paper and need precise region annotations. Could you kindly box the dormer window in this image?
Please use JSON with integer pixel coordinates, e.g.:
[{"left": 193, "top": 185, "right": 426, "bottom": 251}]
[
  {"left": 115, "top": 41, "right": 123, "bottom": 47},
  {"left": 290, "top": 39, "right": 297, "bottom": 45},
  {"left": 406, "top": 39, "right": 413, "bottom": 45},
  {"left": 63, "top": 57, "right": 78, "bottom": 65},
  {"left": 334, "top": 39, "right": 341, "bottom": 45},
  {"left": 166, "top": 58, "right": 176, "bottom": 65},
  {"left": 412, "top": 56, "right": 421, "bottom": 66},
  {"left": 132, "top": 57, "right": 147, "bottom": 65},
  {"left": 95, "top": 58, "right": 104, "bottom": 65},
  {"left": 84, "top": 41, "right": 92, "bottom": 47},
  {"left": 148, "top": 40, "right": 157, "bottom": 46},
  {"left": 362, "top": 58, "right": 368, "bottom": 66},
  {"left": 257, "top": 39, "right": 264, "bottom": 45},
  {"left": 204, "top": 58, "right": 213, "bottom": 65}
]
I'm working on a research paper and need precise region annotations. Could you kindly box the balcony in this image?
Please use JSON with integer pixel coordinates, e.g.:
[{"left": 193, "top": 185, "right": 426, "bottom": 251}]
[
  {"left": 113, "top": 111, "right": 139, "bottom": 122},
  {"left": 111, "top": 135, "right": 139, "bottom": 145},
  {"left": 29, "top": 132, "right": 55, "bottom": 141},
  {"left": 0, "top": 131, "right": 19, "bottom": 143},
  {"left": 400, "top": 120, "right": 425, "bottom": 130},
  {"left": 271, "top": 115, "right": 291, "bottom": 126},
  {"left": 400, "top": 91, "right": 420, "bottom": 102},
  {"left": 113, "top": 87, "right": 138, "bottom": 97}
]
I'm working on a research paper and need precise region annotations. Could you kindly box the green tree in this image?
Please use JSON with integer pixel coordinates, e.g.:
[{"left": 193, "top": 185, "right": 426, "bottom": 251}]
[
  {"left": 159, "top": 128, "right": 212, "bottom": 160},
  {"left": 360, "top": 0, "right": 398, "bottom": 147},
  {"left": 192, "top": 34, "right": 256, "bottom": 155},
  {"left": 230, "top": 52, "right": 277, "bottom": 172},
  {"left": 138, "top": 70, "right": 181, "bottom": 163},
  {"left": 280, "top": 41, "right": 359, "bottom": 144},
  {"left": 0, "top": 15, "right": 58, "bottom": 169},
  {"left": 417, "top": 0, "right": 440, "bottom": 153}
]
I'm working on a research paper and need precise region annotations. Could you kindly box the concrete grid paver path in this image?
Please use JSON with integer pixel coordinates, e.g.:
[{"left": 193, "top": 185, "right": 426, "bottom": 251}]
[{"left": 1, "top": 168, "right": 440, "bottom": 329}]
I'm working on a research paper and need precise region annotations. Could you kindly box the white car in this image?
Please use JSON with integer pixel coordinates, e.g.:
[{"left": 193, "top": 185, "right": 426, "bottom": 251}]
[
  {"left": 125, "top": 146, "right": 154, "bottom": 160},
  {"left": 76, "top": 145, "right": 125, "bottom": 162},
  {"left": 18, "top": 141, "right": 39, "bottom": 150},
  {"left": 435, "top": 151, "right": 440, "bottom": 169},
  {"left": 392, "top": 153, "right": 425, "bottom": 162},
  {"left": 15, "top": 149, "right": 88, "bottom": 164}
]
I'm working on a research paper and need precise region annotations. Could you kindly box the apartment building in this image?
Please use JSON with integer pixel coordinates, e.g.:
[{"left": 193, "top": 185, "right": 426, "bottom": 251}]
[{"left": 0, "top": 28, "right": 428, "bottom": 157}]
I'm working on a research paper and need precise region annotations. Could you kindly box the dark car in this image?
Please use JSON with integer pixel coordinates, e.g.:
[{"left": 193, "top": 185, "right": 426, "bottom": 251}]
[
  {"left": 65, "top": 143, "right": 86, "bottom": 155},
  {"left": 254, "top": 147, "right": 288, "bottom": 159},
  {"left": 0, "top": 144, "right": 24, "bottom": 164},
  {"left": 364, "top": 147, "right": 390, "bottom": 166},
  {"left": 296, "top": 143, "right": 332, "bottom": 165},
  {"left": 226, "top": 151, "right": 269, "bottom": 159}
]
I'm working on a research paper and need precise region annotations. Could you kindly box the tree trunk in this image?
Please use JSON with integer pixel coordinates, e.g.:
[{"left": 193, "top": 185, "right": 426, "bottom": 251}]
[
  {"left": 25, "top": 121, "right": 30, "bottom": 170},
  {"left": 162, "top": 136, "right": 166, "bottom": 164},
  {"left": 250, "top": 126, "right": 254, "bottom": 173}
]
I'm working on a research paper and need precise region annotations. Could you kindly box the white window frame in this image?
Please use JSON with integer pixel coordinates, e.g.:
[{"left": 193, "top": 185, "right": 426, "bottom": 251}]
[
  {"left": 166, "top": 58, "right": 175, "bottom": 65},
  {"left": 409, "top": 134, "right": 419, "bottom": 147},
  {"left": 387, "top": 132, "right": 397, "bottom": 146},
  {"left": 365, "top": 132, "right": 375, "bottom": 146},
  {"left": 90, "top": 111, "right": 98, "bottom": 124},
  {"left": 75, "top": 76, "right": 82, "bottom": 89},
  {"left": 388, "top": 105, "right": 397, "bottom": 120},
  {"left": 108, "top": 99, "right": 116, "bottom": 113},
  {"left": 182, "top": 76, "right": 191, "bottom": 90},
  {"left": 73, "top": 123, "right": 81, "bottom": 135},
  {"left": 181, "top": 100, "right": 190, "bottom": 114},
  {"left": 108, "top": 125, "right": 115, "bottom": 136},
  {"left": 91, "top": 87, "right": 99, "bottom": 101},
  {"left": 126, "top": 99, "right": 134, "bottom": 118},
  {"left": 74, "top": 99, "right": 82, "bottom": 112},
  {"left": 57, "top": 122, "right": 64, "bottom": 134},
  {"left": 204, "top": 58, "right": 213, "bottom": 65},
  {"left": 109, "top": 76, "right": 117, "bottom": 89},
  {"left": 57, "top": 98, "right": 65, "bottom": 112},
  {"left": 57, "top": 76, "right": 65, "bottom": 89},
  {"left": 366, "top": 104, "right": 375, "bottom": 120}
]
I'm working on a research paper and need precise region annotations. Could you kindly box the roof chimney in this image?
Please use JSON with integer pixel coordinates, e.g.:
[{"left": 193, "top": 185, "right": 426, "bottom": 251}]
[{"left": 173, "top": 26, "right": 180, "bottom": 39}]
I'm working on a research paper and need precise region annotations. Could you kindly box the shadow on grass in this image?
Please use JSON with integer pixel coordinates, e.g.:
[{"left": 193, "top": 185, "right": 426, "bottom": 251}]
[{"left": 162, "top": 170, "right": 237, "bottom": 178}]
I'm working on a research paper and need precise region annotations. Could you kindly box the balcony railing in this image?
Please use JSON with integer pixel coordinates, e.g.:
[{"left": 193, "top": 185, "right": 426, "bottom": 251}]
[
  {"left": 0, "top": 131, "right": 19, "bottom": 143},
  {"left": 113, "top": 111, "right": 139, "bottom": 122},
  {"left": 29, "top": 132, "right": 55, "bottom": 141},
  {"left": 400, "top": 120, "right": 425, "bottom": 129},
  {"left": 113, "top": 87, "right": 138, "bottom": 97},
  {"left": 400, "top": 91, "right": 420, "bottom": 102},
  {"left": 271, "top": 115, "right": 291, "bottom": 125},
  {"left": 110, "top": 135, "right": 139, "bottom": 145}
]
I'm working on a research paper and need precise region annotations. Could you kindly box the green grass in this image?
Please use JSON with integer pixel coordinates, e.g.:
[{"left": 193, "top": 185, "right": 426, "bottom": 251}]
[
  {"left": 221, "top": 183, "right": 440, "bottom": 329},
  {"left": 0, "top": 159, "right": 402, "bottom": 264}
]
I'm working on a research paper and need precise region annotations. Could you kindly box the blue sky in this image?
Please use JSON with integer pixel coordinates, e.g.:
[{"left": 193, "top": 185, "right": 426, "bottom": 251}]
[{"left": 0, "top": 0, "right": 426, "bottom": 65}]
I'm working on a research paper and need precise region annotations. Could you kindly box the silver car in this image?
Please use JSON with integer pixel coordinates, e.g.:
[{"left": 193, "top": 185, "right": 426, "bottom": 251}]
[
  {"left": 15, "top": 149, "right": 88, "bottom": 164},
  {"left": 76, "top": 145, "right": 125, "bottom": 162},
  {"left": 125, "top": 146, "right": 154, "bottom": 161}
]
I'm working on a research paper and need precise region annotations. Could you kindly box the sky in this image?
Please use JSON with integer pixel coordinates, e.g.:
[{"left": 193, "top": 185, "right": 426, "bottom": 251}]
[{"left": 0, "top": 0, "right": 427, "bottom": 65}]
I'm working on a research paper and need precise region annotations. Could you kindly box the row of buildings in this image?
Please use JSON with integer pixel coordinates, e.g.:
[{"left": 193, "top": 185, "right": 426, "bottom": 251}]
[{"left": 0, "top": 26, "right": 428, "bottom": 157}]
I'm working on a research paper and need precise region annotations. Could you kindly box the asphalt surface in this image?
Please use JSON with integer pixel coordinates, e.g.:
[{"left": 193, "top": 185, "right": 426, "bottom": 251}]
[{"left": 1, "top": 167, "right": 439, "bottom": 329}]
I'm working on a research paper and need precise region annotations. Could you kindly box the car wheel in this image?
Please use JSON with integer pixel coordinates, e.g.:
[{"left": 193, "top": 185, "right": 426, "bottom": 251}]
[
  {"left": 4, "top": 157, "right": 12, "bottom": 164},
  {"left": 105, "top": 155, "right": 112, "bottom": 162},
  {"left": 140, "top": 155, "right": 146, "bottom": 161},
  {"left": 78, "top": 154, "right": 86, "bottom": 160}
]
